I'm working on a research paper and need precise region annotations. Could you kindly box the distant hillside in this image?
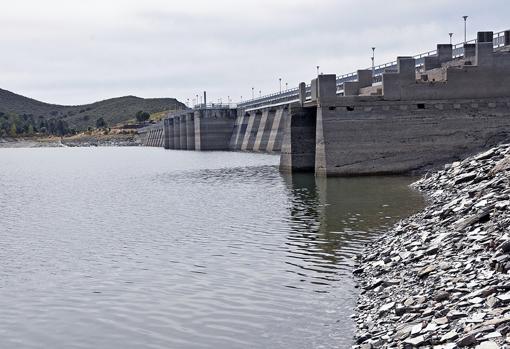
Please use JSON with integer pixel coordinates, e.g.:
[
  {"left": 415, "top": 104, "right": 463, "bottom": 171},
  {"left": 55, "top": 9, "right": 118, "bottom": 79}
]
[{"left": 0, "top": 88, "right": 186, "bottom": 132}]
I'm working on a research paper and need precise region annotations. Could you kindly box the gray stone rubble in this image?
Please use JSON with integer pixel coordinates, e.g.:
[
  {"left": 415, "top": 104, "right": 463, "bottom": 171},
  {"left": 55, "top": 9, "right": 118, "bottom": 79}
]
[{"left": 353, "top": 144, "right": 510, "bottom": 348}]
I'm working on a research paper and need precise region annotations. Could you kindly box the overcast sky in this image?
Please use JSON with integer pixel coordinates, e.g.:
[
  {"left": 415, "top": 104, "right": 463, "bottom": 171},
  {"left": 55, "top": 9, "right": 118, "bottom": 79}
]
[{"left": 0, "top": 0, "right": 508, "bottom": 106}]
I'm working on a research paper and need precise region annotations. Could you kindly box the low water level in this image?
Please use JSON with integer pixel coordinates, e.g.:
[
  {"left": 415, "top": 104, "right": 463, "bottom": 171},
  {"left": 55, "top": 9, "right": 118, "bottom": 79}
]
[{"left": 0, "top": 148, "right": 424, "bottom": 348}]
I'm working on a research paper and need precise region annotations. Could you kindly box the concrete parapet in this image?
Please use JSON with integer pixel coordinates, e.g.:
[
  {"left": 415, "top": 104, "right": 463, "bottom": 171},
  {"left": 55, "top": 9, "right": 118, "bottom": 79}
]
[
  {"left": 279, "top": 103, "right": 316, "bottom": 173},
  {"left": 343, "top": 81, "right": 359, "bottom": 96},
  {"left": 186, "top": 113, "right": 195, "bottom": 150}
]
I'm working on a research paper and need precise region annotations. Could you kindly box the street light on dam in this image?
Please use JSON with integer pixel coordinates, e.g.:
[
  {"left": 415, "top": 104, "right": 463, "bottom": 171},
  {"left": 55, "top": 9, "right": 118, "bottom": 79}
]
[
  {"left": 371, "top": 47, "right": 376, "bottom": 77},
  {"left": 463, "top": 15, "right": 468, "bottom": 43}
]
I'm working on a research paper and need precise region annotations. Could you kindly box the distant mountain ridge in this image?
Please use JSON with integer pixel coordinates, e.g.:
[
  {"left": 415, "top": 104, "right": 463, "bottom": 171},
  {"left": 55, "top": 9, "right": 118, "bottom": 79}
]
[{"left": 0, "top": 88, "right": 186, "bottom": 131}]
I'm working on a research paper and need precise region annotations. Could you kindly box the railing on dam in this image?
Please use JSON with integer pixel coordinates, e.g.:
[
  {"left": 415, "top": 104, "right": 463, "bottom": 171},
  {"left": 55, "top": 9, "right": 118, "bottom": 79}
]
[{"left": 238, "top": 30, "right": 509, "bottom": 109}]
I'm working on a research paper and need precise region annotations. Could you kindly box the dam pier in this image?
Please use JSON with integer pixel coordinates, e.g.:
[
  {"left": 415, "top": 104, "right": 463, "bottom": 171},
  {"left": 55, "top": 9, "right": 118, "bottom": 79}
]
[{"left": 140, "top": 29, "right": 510, "bottom": 176}]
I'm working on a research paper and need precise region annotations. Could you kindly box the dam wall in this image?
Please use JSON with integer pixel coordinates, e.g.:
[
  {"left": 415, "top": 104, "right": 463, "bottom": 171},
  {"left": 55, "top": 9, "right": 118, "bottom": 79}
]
[
  {"left": 141, "top": 29, "right": 510, "bottom": 177},
  {"left": 278, "top": 30, "right": 510, "bottom": 176}
]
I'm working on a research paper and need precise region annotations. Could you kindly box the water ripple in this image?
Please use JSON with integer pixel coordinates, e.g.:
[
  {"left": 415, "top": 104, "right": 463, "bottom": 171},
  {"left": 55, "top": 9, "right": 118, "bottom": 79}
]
[{"left": 0, "top": 147, "right": 423, "bottom": 349}]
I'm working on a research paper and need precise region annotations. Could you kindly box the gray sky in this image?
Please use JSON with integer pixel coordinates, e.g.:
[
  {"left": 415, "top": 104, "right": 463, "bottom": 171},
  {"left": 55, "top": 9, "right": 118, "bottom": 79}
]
[{"left": 1, "top": 0, "right": 508, "bottom": 106}]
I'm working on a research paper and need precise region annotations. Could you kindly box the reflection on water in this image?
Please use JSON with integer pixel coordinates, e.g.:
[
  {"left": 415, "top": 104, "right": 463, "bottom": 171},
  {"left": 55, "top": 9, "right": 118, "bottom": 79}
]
[
  {"left": 281, "top": 174, "right": 424, "bottom": 343},
  {"left": 0, "top": 148, "right": 423, "bottom": 349}
]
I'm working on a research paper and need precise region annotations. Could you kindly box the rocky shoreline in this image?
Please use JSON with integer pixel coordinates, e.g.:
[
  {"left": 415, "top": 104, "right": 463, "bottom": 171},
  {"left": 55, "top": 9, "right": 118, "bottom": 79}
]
[
  {"left": 0, "top": 136, "right": 140, "bottom": 148},
  {"left": 353, "top": 144, "right": 510, "bottom": 348}
]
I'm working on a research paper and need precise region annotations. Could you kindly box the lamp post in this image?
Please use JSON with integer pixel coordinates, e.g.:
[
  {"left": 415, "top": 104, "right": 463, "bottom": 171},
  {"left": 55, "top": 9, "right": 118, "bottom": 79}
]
[
  {"left": 251, "top": 87, "right": 254, "bottom": 99},
  {"left": 285, "top": 82, "right": 288, "bottom": 91},
  {"left": 449, "top": 32, "right": 453, "bottom": 45},
  {"left": 259, "top": 90, "right": 261, "bottom": 97},
  {"left": 196, "top": 94, "right": 199, "bottom": 107},
  {"left": 186, "top": 98, "right": 190, "bottom": 107},
  {"left": 316, "top": 65, "right": 320, "bottom": 76},
  {"left": 371, "top": 47, "right": 375, "bottom": 77},
  {"left": 279, "top": 78, "right": 282, "bottom": 93},
  {"left": 463, "top": 16, "right": 468, "bottom": 43},
  {"left": 241, "top": 95, "right": 243, "bottom": 102}
]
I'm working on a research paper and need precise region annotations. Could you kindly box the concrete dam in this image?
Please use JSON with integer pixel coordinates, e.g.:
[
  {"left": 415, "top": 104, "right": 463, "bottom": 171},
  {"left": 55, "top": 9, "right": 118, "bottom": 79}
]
[{"left": 140, "top": 29, "right": 510, "bottom": 176}]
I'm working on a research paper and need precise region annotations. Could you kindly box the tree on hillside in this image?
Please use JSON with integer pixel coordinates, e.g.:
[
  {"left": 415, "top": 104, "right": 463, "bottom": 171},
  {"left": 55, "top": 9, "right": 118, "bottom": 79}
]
[
  {"left": 9, "top": 123, "right": 16, "bottom": 137},
  {"left": 96, "top": 117, "right": 107, "bottom": 129},
  {"left": 135, "top": 111, "right": 151, "bottom": 123}
]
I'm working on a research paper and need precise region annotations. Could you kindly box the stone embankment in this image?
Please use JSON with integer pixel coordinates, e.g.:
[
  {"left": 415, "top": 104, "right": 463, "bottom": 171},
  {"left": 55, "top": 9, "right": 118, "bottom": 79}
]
[{"left": 353, "top": 144, "right": 510, "bottom": 348}]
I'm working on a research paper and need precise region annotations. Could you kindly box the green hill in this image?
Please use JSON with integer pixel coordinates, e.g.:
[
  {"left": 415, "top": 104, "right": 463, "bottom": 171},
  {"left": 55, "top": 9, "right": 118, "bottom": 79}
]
[{"left": 0, "top": 88, "right": 186, "bottom": 133}]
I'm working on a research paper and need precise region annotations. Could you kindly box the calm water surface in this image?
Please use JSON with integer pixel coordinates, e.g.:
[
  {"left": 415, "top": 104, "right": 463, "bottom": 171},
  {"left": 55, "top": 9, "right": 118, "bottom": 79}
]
[{"left": 0, "top": 147, "right": 424, "bottom": 349}]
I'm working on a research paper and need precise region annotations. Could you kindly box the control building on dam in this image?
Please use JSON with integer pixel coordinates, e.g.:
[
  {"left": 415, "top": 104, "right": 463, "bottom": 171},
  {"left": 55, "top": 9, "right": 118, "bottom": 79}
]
[{"left": 140, "top": 29, "right": 510, "bottom": 176}]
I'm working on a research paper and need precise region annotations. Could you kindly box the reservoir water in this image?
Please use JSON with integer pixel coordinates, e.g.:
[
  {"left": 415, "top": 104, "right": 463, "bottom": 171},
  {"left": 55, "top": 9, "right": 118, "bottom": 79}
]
[{"left": 0, "top": 147, "right": 424, "bottom": 348}]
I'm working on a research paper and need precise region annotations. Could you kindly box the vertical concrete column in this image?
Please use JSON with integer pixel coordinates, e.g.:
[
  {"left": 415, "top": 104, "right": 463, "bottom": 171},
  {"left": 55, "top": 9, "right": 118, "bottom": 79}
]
[
  {"left": 299, "top": 82, "right": 307, "bottom": 106},
  {"left": 241, "top": 111, "right": 256, "bottom": 151},
  {"left": 505, "top": 31, "right": 510, "bottom": 46},
  {"left": 173, "top": 115, "right": 181, "bottom": 149},
  {"left": 246, "top": 111, "right": 262, "bottom": 150},
  {"left": 163, "top": 119, "right": 170, "bottom": 149},
  {"left": 437, "top": 44, "right": 453, "bottom": 64},
  {"left": 476, "top": 31, "right": 494, "bottom": 66},
  {"left": 266, "top": 107, "right": 286, "bottom": 152},
  {"left": 279, "top": 103, "right": 317, "bottom": 173},
  {"left": 258, "top": 109, "right": 275, "bottom": 152},
  {"left": 186, "top": 112, "right": 195, "bottom": 150},
  {"left": 397, "top": 57, "right": 416, "bottom": 83},
  {"left": 167, "top": 118, "right": 175, "bottom": 149},
  {"left": 194, "top": 110, "right": 201, "bottom": 150},
  {"left": 253, "top": 109, "right": 270, "bottom": 152},
  {"left": 357, "top": 70, "right": 373, "bottom": 88},
  {"left": 232, "top": 112, "right": 249, "bottom": 150},
  {"left": 180, "top": 115, "right": 187, "bottom": 149}
]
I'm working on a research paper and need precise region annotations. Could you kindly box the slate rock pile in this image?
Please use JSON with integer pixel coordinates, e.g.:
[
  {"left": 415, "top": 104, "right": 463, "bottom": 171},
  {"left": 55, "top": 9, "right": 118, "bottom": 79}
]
[{"left": 353, "top": 144, "right": 510, "bottom": 348}]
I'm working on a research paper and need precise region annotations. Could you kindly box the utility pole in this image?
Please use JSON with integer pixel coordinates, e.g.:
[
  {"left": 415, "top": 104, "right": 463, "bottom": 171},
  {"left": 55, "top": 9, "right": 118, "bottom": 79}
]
[{"left": 463, "top": 16, "right": 468, "bottom": 43}]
